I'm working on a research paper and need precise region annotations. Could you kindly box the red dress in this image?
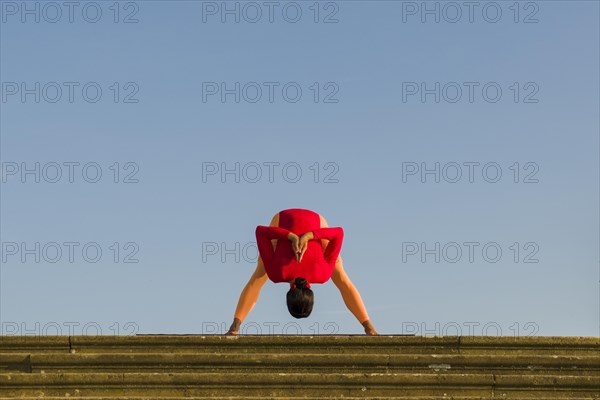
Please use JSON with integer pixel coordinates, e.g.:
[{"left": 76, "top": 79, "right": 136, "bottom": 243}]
[{"left": 255, "top": 208, "right": 344, "bottom": 284}]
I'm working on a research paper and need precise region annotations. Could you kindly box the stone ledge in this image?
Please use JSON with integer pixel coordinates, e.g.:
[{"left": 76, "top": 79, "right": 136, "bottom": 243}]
[{"left": 1, "top": 335, "right": 598, "bottom": 399}]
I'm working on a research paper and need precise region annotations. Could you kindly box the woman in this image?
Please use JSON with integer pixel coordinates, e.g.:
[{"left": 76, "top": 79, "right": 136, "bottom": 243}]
[{"left": 226, "top": 208, "right": 378, "bottom": 335}]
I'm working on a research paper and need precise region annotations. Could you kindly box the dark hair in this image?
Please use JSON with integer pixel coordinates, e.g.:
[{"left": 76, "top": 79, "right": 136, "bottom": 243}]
[{"left": 286, "top": 277, "right": 314, "bottom": 319}]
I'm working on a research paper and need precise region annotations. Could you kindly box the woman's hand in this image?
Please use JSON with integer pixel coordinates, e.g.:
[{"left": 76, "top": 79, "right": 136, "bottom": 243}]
[
  {"left": 287, "top": 233, "right": 301, "bottom": 262},
  {"left": 297, "top": 232, "right": 314, "bottom": 263}
]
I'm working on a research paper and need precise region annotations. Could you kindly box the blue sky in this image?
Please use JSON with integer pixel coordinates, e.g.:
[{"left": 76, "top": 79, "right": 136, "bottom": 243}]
[{"left": 1, "top": 0, "right": 598, "bottom": 336}]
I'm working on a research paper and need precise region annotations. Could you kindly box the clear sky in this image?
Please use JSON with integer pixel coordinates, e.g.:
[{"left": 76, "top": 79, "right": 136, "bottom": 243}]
[{"left": 1, "top": 0, "right": 598, "bottom": 337}]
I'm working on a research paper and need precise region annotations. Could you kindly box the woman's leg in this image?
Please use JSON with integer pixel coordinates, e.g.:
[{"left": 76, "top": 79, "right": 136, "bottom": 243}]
[
  {"left": 317, "top": 213, "right": 377, "bottom": 334},
  {"left": 330, "top": 256, "right": 374, "bottom": 331},
  {"left": 227, "top": 214, "right": 279, "bottom": 335},
  {"left": 229, "top": 257, "right": 268, "bottom": 330}
]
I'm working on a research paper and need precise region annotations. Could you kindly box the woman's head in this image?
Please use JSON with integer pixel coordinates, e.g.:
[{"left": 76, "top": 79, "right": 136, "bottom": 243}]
[{"left": 286, "top": 277, "right": 314, "bottom": 318}]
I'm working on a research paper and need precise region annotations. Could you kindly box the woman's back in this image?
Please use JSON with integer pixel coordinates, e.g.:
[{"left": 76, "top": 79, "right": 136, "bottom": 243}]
[
  {"left": 258, "top": 208, "right": 335, "bottom": 284},
  {"left": 277, "top": 208, "right": 321, "bottom": 234}
]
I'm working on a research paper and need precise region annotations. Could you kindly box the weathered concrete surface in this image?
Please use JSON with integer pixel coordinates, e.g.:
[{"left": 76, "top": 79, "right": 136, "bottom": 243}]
[
  {"left": 0, "top": 335, "right": 598, "bottom": 399},
  {"left": 2, "top": 353, "right": 599, "bottom": 375}
]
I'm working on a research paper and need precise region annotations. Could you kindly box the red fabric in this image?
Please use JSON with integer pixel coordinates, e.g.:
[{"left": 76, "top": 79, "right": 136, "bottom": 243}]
[{"left": 255, "top": 208, "right": 344, "bottom": 284}]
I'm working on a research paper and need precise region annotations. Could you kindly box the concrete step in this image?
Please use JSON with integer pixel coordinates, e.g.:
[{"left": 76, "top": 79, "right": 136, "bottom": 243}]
[
  {"left": 0, "top": 371, "right": 598, "bottom": 398},
  {"left": 1, "top": 335, "right": 598, "bottom": 356},
  {"left": 0, "top": 335, "right": 598, "bottom": 399},
  {"left": 1, "top": 398, "right": 598, "bottom": 400},
  {"left": 2, "top": 353, "right": 598, "bottom": 375}
]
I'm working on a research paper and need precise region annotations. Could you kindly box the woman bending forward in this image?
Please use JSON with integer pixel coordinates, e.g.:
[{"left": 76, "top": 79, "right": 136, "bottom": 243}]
[{"left": 226, "top": 208, "right": 378, "bottom": 335}]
